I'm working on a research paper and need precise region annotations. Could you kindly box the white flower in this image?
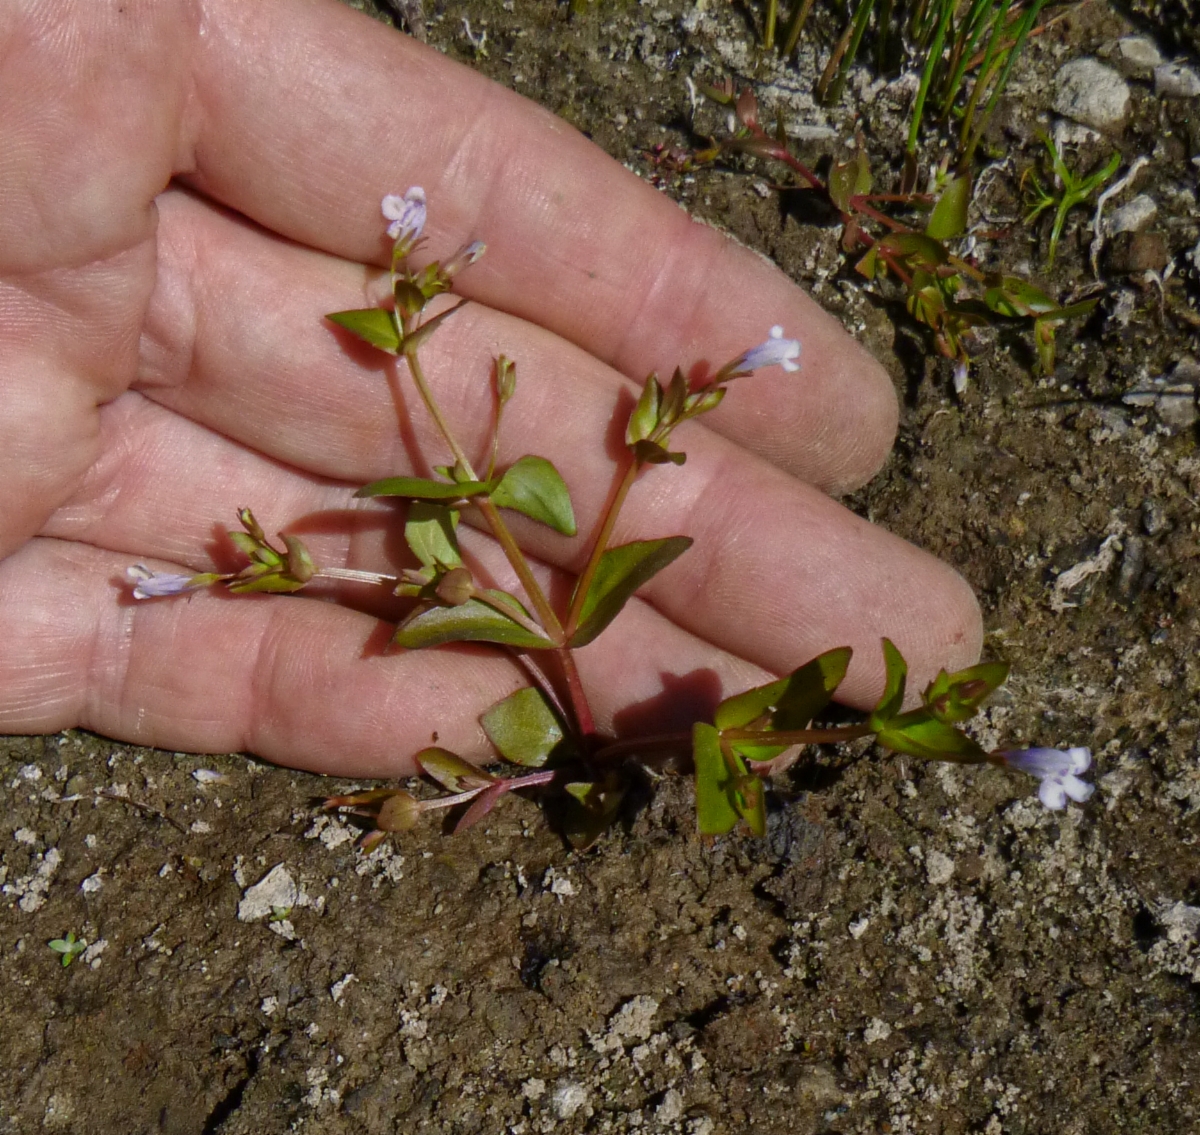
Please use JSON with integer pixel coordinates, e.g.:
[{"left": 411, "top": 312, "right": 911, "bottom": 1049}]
[
  {"left": 125, "top": 564, "right": 202, "bottom": 600},
  {"left": 725, "top": 326, "right": 802, "bottom": 376},
  {"left": 999, "top": 746, "right": 1095, "bottom": 810},
  {"left": 381, "top": 187, "right": 426, "bottom": 243}
]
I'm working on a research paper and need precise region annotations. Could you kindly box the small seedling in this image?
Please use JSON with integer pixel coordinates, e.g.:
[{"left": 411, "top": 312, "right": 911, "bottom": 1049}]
[
  {"left": 48, "top": 931, "right": 86, "bottom": 968},
  {"left": 1023, "top": 130, "right": 1121, "bottom": 267},
  {"left": 687, "top": 86, "right": 1099, "bottom": 377},
  {"left": 126, "top": 188, "right": 1093, "bottom": 850}
]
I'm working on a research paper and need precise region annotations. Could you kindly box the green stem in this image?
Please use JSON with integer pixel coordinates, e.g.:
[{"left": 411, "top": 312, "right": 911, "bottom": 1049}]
[
  {"left": 720, "top": 723, "right": 873, "bottom": 745},
  {"left": 403, "top": 346, "right": 475, "bottom": 478},
  {"left": 764, "top": 0, "right": 777, "bottom": 49},
  {"left": 476, "top": 499, "right": 565, "bottom": 645},
  {"left": 403, "top": 342, "right": 565, "bottom": 645},
  {"left": 565, "top": 454, "right": 641, "bottom": 637},
  {"left": 780, "top": 0, "right": 816, "bottom": 56}
]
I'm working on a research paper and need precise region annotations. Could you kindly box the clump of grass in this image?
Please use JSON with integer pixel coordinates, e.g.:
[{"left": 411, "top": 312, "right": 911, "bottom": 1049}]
[{"left": 768, "top": 0, "right": 1055, "bottom": 178}]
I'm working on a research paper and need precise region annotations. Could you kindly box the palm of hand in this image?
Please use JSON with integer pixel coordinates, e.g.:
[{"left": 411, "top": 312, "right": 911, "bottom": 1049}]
[{"left": 0, "top": 0, "right": 980, "bottom": 776}]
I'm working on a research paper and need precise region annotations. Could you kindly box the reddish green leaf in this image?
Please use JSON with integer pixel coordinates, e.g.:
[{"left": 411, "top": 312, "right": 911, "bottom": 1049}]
[
  {"left": 569, "top": 537, "right": 693, "bottom": 647},
  {"left": 394, "top": 592, "right": 551, "bottom": 650},
  {"left": 491, "top": 455, "right": 577, "bottom": 536},
  {"left": 480, "top": 686, "right": 571, "bottom": 767}
]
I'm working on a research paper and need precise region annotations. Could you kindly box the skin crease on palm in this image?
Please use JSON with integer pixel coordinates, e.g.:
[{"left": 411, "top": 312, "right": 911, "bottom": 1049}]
[{"left": 0, "top": 0, "right": 982, "bottom": 778}]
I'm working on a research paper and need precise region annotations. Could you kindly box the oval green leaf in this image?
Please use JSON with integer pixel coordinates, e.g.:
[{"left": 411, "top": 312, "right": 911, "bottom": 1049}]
[
  {"left": 569, "top": 536, "right": 693, "bottom": 647},
  {"left": 693, "top": 723, "right": 740, "bottom": 837},
  {"left": 394, "top": 593, "right": 551, "bottom": 650},
  {"left": 491, "top": 455, "right": 577, "bottom": 536},
  {"left": 480, "top": 686, "right": 572, "bottom": 767},
  {"left": 924, "top": 175, "right": 970, "bottom": 240},
  {"left": 875, "top": 711, "right": 988, "bottom": 764},
  {"left": 404, "top": 502, "right": 462, "bottom": 569}
]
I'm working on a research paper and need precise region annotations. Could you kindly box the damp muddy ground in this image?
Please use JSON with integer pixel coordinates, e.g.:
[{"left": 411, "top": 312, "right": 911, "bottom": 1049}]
[{"left": 3, "top": 1, "right": 1200, "bottom": 1132}]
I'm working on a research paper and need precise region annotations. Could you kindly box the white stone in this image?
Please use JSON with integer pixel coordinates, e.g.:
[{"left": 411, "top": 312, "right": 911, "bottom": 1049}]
[
  {"left": 926, "top": 850, "right": 956, "bottom": 887},
  {"left": 1115, "top": 36, "right": 1163, "bottom": 73},
  {"left": 13, "top": 828, "right": 36, "bottom": 845},
  {"left": 191, "top": 769, "right": 228, "bottom": 784},
  {"left": 1156, "top": 62, "right": 1200, "bottom": 99},
  {"left": 238, "top": 863, "right": 298, "bottom": 921},
  {"left": 609, "top": 995, "right": 660, "bottom": 1041},
  {"left": 330, "top": 973, "right": 356, "bottom": 1003},
  {"left": 551, "top": 1081, "right": 589, "bottom": 1120},
  {"left": 655, "top": 1088, "right": 685, "bottom": 1124},
  {"left": 1053, "top": 58, "right": 1130, "bottom": 130},
  {"left": 864, "top": 1017, "right": 893, "bottom": 1043},
  {"left": 522, "top": 1078, "right": 547, "bottom": 1100},
  {"left": 1108, "top": 194, "right": 1157, "bottom": 235},
  {"left": 80, "top": 871, "right": 103, "bottom": 894}
]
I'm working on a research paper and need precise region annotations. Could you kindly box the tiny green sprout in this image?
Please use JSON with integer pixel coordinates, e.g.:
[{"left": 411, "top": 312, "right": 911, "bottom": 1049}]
[
  {"left": 48, "top": 931, "right": 86, "bottom": 968},
  {"left": 1023, "top": 132, "right": 1122, "bottom": 267},
  {"left": 268, "top": 906, "right": 293, "bottom": 923}
]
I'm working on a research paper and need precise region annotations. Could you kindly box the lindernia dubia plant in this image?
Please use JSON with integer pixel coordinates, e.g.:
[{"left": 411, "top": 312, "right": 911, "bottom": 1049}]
[{"left": 126, "top": 188, "right": 1093, "bottom": 851}]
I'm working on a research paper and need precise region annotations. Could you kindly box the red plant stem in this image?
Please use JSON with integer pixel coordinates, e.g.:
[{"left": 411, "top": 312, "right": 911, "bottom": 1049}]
[
  {"left": 418, "top": 768, "right": 559, "bottom": 813},
  {"left": 557, "top": 647, "right": 597, "bottom": 738}
]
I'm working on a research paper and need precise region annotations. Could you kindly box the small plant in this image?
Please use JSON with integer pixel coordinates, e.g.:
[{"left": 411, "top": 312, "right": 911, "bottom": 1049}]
[
  {"left": 125, "top": 188, "right": 1093, "bottom": 850},
  {"left": 1022, "top": 130, "right": 1121, "bottom": 268},
  {"left": 768, "top": 0, "right": 1053, "bottom": 176},
  {"left": 48, "top": 931, "right": 87, "bottom": 968},
  {"left": 686, "top": 86, "right": 1098, "bottom": 378}
]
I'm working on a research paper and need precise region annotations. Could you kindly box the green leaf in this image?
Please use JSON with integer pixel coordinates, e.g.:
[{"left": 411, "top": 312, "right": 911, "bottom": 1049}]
[
  {"left": 394, "top": 592, "right": 551, "bottom": 650},
  {"left": 326, "top": 308, "right": 401, "bottom": 354},
  {"left": 715, "top": 646, "right": 853, "bottom": 761},
  {"left": 875, "top": 710, "right": 988, "bottom": 764},
  {"left": 631, "top": 440, "right": 686, "bottom": 466},
  {"left": 561, "top": 775, "right": 626, "bottom": 849},
  {"left": 356, "top": 475, "right": 490, "bottom": 501},
  {"left": 491, "top": 455, "right": 577, "bottom": 536},
  {"left": 923, "top": 661, "right": 1009, "bottom": 723},
  {"left": 481, "top": 686, "right": 572, "bottom": 767},
  {"left": 925, "top": 175, "right": 970, "bottom": 240},
  {"left": 693, "top": 723, "right": 740, "bottom": 836},
  {"left": 569, "top": 536, "right": 693, "bottom": 647},
  {"left": 626, "top": 374, "right": 662, "bottom": 446},
  {"left": 868, "top": 638, "right": 908, "bottom": 730},
  {"left": 880, "top": 231, "right": 948, "bottom": 268},
  {"left": 828, "top": 147, "right": 872, "bottom": 212},
  {"left": 733, "top": 774, "right": 767, "bottom": 838},
  {"left": 228, "top": 569, "right": 309, "bottom": 594},
  {"left": 415, "top": 747, "right": 496, "bottom": 792},
  {"left": 404, "top": 502, "right": 462, "bottom": 569}
]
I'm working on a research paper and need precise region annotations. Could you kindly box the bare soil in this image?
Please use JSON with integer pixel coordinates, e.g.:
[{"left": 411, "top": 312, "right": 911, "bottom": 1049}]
[{"left": 3, "top": 1, "right": 1199, "bottom": 1132}]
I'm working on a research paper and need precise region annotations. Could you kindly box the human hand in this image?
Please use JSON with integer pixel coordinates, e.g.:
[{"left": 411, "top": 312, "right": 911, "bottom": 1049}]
[{"left": 0, "top": 0, "right": 981, "bottom": 775}]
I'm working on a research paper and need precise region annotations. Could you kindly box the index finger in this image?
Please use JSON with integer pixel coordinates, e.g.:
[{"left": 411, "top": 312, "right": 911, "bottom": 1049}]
[{"left": 183, "top": 0, "right": 897, "bottom": 492}]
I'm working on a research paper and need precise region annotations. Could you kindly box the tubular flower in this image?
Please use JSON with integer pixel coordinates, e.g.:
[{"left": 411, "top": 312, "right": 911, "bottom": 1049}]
[
  {"left": 382, "top": 187, "right": 427, "bottom": 244},
  {"left": 998, "top": 746, "right": 1095, "bottom": 810},
  {"left": 722, "top": 326, "right": 802, "bottom": 378},
  {"left": 125, "top": 564, "right": 206, "bottom": 600}
]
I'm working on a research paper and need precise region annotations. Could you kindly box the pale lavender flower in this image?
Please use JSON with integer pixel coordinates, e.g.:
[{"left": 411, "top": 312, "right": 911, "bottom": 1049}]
[
  {"left": 440, "top": 239, "right": 486, "bottom": 279},
  {"left": 381, "top": 187, "right": 426, "bottom": 244},
  {"left": 724, "top": 326, "right": 802, "bottom": 377},
  {"left": 999, "top": 746, "right": 1095, "bottom": 810},
  {"left": 125, "top": 564, "right": 203, "bottom": 600}
]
